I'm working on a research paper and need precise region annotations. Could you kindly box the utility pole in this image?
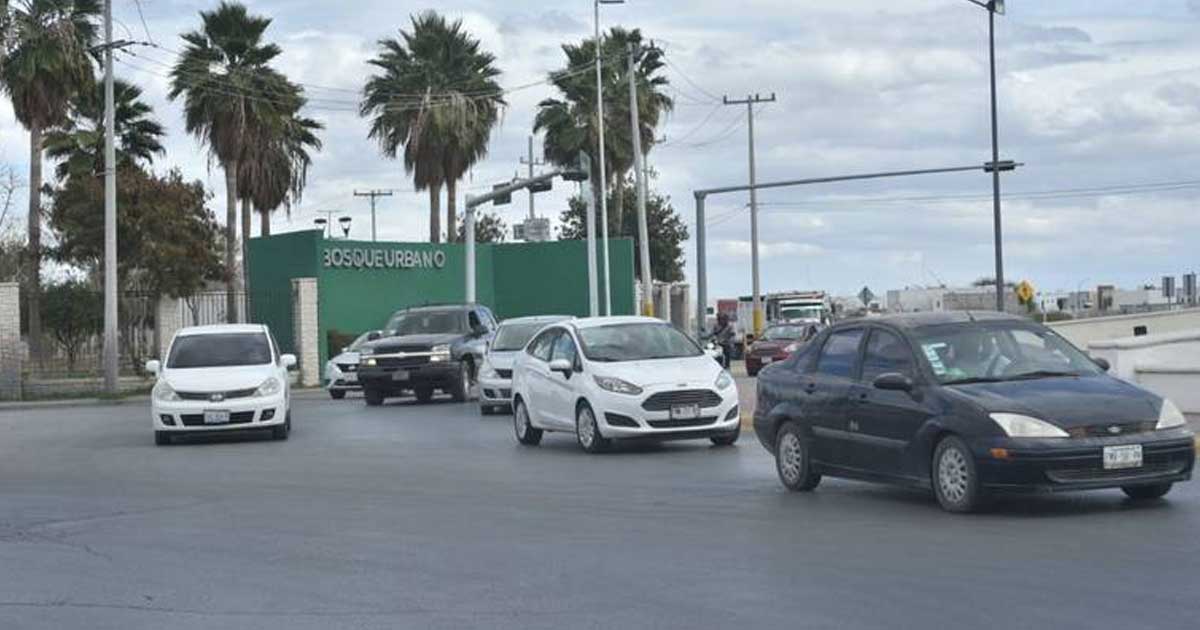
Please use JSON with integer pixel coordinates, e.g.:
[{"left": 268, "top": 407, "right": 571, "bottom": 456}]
[
  {"left": 101, "top": 0, "right": 118, "bottom": 393},
  {"left": 723, "top": 93, "right": 776, "bottom": 338},
  {"left": 628, "top": 44, "right": 654, "bottom": 317},
  {"left": 520, "top": 136, "right": 544, "bottom": 220},
  {"left": 353, "top": 190, "right": 392, "bottom": 242}
]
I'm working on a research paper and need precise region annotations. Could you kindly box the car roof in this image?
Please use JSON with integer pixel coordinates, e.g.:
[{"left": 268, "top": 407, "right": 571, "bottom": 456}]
[
  {"left": 570, "top": 316, "right": 668, "bottom": 330},
  {"left": 500, "top": 315, "right": 573, "bottom": 326},
  {"left": 397, "top": 303, "right": 478, "bottom": 313},
  {"left": 176, "top": 324, "right": 267, "bottom": 336},
  {"left": 839, "top": 311, "right": 1026, "bottom": 331}
]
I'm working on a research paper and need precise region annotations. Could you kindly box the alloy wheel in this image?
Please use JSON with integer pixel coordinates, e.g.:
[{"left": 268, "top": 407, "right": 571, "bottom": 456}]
[
  {"left": 778, "top": 432, "right": 804, "bottom": 485},
  {"left": 938, "top": 447, "right": 969, "bottom": 505},
  {"left": 514, "top": 403, "right": 528, "bottom": 440},
  {"left": 578, "top": 407, "right": 596, "bottom": 449}
]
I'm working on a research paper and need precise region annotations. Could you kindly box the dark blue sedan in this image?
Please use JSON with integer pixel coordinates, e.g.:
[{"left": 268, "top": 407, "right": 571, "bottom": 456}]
[{"left": 753, "top": 312, "right": 1196, "bottom": 512}]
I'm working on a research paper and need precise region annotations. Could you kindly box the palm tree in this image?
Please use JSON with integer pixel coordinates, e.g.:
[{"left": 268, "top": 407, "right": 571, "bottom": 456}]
[
  {"left": 535, "top": 27, "right": 672, "bottom": 234},
  {"left": 239, "top": 105, "right": 323, "bottom": 237},
  {"left": 361, "top": 11, "right": 504, "bottom": 243},
  {"left": 168, "top": 1, "right": 291, "bottom": 322},
  {"left": 45, "top": 78, "right": 165, "bottom": 182},
  {"left": 0, "top": 0, "right": 100, "bottom": 359}
]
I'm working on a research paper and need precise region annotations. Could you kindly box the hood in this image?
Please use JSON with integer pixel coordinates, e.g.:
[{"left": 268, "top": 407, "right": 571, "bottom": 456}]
[
  {"left": 330, "top": 351, "right": 360, "bottom": 365},
  {"left": 362, "top": 333, "right": 463, "bottom": 352},
  {"left": 485, "top": 350, "right": 519, "bottom": 370},
  {"left": 593, "top": 355, "right": 721, "bottom": 389},
  {"left": 945, "top": 375, "right": 1160, "bottom": 428},
  {"left": 163, "top": 364, "right": 276, "bottom": 392}
]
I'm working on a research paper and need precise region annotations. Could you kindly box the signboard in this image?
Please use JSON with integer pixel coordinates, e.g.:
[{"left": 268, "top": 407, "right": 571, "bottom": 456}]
[
  {"left": 322, "top": 247, "right": 447, "bottom": 270},
  {"left": 1015, "top": 281, "right": 1035, "bottom": 304}
]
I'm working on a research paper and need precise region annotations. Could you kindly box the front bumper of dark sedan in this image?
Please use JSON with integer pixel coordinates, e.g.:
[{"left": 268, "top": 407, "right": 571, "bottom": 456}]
[{"left": 973, "top": 429, "right": 1196, "bottom": 493}]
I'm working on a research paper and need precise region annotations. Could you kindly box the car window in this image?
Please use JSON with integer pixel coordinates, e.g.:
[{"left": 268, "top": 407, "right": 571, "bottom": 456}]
[
  {"left": 860, "top": 329, "right": 914, "bottom": 383},
  {"left": 480, "top": 307, "right": 497, "bottom": 329},
  {"left": 167, "top": 333, "right": 273, "bottom": 368},
  {"left": 815, "top": 329, "right": 864, "bottom": 379},
  {"left": 267, "top": 329, "right": 281, "bottom": 363},
  {"left": 468, "top": 311, "right": 482, "bottom": 331},
  {"left": 550, "top": 332, "right": 578, "bottom": 367},
  {"left": 386, "top": 310, "right": 467, "bottom": 335},
  {"left": 576, "top": 323, "right": 702, "bottom": 362},
  {"left": 528, "top": 329, "right": 558, "bottom": 362},
  {"left": 913, "top": 322, "right": 1103, "bottom": 384}
]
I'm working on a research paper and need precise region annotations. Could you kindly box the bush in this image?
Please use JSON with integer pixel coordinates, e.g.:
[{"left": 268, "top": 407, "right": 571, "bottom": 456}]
[
  {"left": 1042, "top": 311, "right": 1075, "bottom": 323},
  {"left": 41, "top": 279, "right": 103, "bottom": 370},
  {"left": 327, "top": 329, "right": 359, "bottom": 356}
]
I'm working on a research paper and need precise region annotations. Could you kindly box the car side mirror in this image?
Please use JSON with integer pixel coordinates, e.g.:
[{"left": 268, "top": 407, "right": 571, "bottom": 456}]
[
  {"left": 873, "top": 372, "right": 914, "bottom": 392},
  {"left": 368, "top": 332, "right": 382, "bottom": 341},
  {"left": 1092, "top": 356, "right": 1111, "bottom": 372},
  {"left": 548, "top": 358, "right": 573, "bottom": 377},
  {"left": 145, "top": 360, "right": 160, "bottom": 375},
  {"left": 281, "top": 354, "right": 297, "bottom": 369}
]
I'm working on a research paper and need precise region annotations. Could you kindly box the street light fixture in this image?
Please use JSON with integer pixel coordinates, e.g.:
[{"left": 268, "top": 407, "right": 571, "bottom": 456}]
[
  {"left": 338, "top": 216, "right": 353, "bottom": 239},
  {"left": 595, "top": 0, "right": 624, "bottom": 315},
  {"left": 313, "top": 217, "right": 328, "bottom": 238}
]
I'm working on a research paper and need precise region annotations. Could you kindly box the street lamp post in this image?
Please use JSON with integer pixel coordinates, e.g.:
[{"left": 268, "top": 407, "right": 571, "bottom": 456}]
[{"left": 595, "top": 0, "right": 624, "bottom": 315}]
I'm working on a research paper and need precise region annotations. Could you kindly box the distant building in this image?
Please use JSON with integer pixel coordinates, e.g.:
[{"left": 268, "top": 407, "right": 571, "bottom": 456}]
[{"left": 886, "top": 286, "right": 1021, "bottom": 315}]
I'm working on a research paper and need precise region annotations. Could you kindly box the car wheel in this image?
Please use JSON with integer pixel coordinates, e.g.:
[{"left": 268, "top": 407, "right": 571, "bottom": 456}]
[
  {"left": 154, "top": 431, "right": 171, "bottom": 446},
  {"left": 710, "top": 423, "right": 740, "bottom": 446},
  {"left": 330, "top": 390, "right": 346, "bottom": 400},
  {"left": 480, "top": 404, "right": 494, "bottom": 416},
  {"left": 775, "top": 422, "right": 820, "bottom": 491},
  {"left": 513, "top": 399, "right": 542, "bottom": 446},
  {"left": 364, "top": 388, "right": 385, "bottom": 406},
  {"left": 746, "top": 367, "right": 759, "bottom": 377},
  {"left": 575, "top": 403, "right": 609, "bottom": 454},
  {"left": 450, "top": 360, "right": 476, "bottom": 402},
  {"left": 1122, "top": 483, "right": 1173, "bottom": 500},
  {"left": 414, "top": 387, "right": 434, "bottom": 404},
  {"left": 932, "top": 435, "right": 983, "bottom": 513},
  {"left": 271, "top": 411, "right": 291, "bottom": 441}
]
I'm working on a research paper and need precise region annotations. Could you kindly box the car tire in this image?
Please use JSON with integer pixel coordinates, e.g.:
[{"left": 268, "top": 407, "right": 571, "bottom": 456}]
[
  {"left": 710, "top": 424, "right": 740, "bottom": 446},
  {"left": 330, "top": 390, "right": 346, "bottom": 400},
  {"left": 746, "top": 367, "right": 759, "bottom": 378},
  {"left": 154, "top": 431, "right": 171, "bottom": 446},
  {"left": 480, "top": 404, "right": 494, "bottom": 416},
  {"left": 513, "top": 399, "right": 542, "bottom": 446},
  {"left": 932, "top": 435, "right": 984, "bottom": 513},
  {"left": 775, "top": 422, "right": 820, "bottom": 491},
  {"left": 271, "top": 411, "right": 291, "bottom": 441},
  {"left": 575, "top": 402, "right": 609, "bottom": 454},
  {"left": 364, "top": 388, "right": 385, "bottom": 407},
  {"left": 1122, "top": 483, "right": 1173, "bottom": 500},
  {"left": 414, "top": 387, "right": 434, "bottom": 404}
]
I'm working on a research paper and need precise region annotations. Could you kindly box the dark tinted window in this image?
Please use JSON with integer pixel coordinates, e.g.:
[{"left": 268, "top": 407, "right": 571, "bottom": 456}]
[
  {"left": 527, "top": 330, "right": 558, "bottom": 361},
  {"left": 494, "top": 322, "right": 548, "bottom": 351},
  {"left": 861, "top": 329, "right": 914, "bottom": 383},
  {"left": 167, "top": 333, "right": 272, "bottom": 368},
  {"left": 386, "top": 309, "right": 466, "bottom": 335},
  {"left": 468, "top": 311, "right": 482, "bottom": 330},
  {"left": 815, "top": 329, "right": 864, "bottom": 379}
]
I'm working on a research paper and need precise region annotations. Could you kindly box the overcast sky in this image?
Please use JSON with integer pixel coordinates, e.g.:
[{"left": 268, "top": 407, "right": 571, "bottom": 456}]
[{"left": 2, "top": 0, "right": 1198, "bottom": 301}]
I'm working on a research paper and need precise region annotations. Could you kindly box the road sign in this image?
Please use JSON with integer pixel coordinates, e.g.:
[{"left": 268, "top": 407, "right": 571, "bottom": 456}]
[
  {"left": 492, "top": 183, "right": 512, "bottom": 206},
  {"left": 858, "top": 286, "right": 875, "bottom": 307},
  {"left": 1015, "top": 280, "right": 1035, "bottom": 304}
]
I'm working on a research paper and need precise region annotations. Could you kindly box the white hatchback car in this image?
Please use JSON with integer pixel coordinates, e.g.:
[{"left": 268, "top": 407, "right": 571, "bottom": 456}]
[
  {"left": 147, "top": 324, "right": 295, "bottom": 445},
  {"left": 510, "top": 317, "right": 740, "bottom": 452},
  {"left": 479, "top": 315, "right": 572, "bottom": 415}
]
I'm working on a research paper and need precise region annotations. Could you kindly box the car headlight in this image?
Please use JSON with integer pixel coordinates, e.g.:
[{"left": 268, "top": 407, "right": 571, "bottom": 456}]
[
  {"left": 430, "top": 344, "right": 452, "bottom": 362},
  {"left": 990, "top": 413, "right": 1069, "bottom": 438},
  {"left": 479, "top": 360, "right": 499, "bottom": 380},
  {"left": 1156, "top": 399, "right": 1187, "bottom": 430},
  {"left": 153, "top": 380, "right": 181, "bottom": 402},
  {"left": 364, "top": 357, "right": 377, "bottom": 367},
  {"left": 326, "top": 361, "right": 339, "bottom": 376},
  {"left": 593, "top": 375, "right": 643, "bottom": 395},
  {"left": 784, "top": 343, "right": 799, "bottom": 353},
  {"left": 715, "top": 371, "right": 734, "bottom": 390},
  {"left": 256, "top": 377, "right": 282, "bottom": 397}
]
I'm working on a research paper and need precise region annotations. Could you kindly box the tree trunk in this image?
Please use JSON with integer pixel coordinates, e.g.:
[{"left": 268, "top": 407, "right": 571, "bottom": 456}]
[
  {"left": 241, "top": 196, "right": 252, "bottom": 302},
  {"left": 26, "top": 123, "right": 43, "bottom": 362},
  {"left": 429, "top": 183, "right": 442, "bottom": 243},
  {"left": 445, "top": 178, "right": 458, "bottom": 243},
  {"left": 260, "top": 207, "right": 271, "bottom": 237},
  {"left": 223, "top": 166, "right": 238, "bottom": 324}
]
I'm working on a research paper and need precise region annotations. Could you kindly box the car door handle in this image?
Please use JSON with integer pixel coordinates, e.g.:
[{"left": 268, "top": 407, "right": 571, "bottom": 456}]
[
  {"left": 854, "top": 392, "right": 869, "bottom": 404},
  {"left": 804, "top": 383, "right": 817, "bottom": 394}
]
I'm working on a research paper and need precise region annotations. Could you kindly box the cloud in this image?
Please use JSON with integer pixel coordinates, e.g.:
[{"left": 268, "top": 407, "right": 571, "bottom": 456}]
[{"left": 716, "top": 240, "right": 824, "bottom": 259}]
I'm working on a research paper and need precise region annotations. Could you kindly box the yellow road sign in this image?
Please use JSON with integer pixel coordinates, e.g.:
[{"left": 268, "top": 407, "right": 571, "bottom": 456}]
[{"left": 1015, "top": 281, "right": 1035, "bottom": 304}]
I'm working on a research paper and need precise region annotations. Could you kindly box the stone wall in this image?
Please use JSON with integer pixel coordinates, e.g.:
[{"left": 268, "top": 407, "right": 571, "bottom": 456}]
[
  {"left": 0, "top": 283, "right": 21, "bottom": 400},
  {"left": 291, "top": 278, "right": 319, "bottom": 387}
]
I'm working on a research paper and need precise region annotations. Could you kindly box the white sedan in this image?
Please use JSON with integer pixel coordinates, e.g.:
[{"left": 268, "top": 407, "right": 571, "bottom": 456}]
[
  {"left": 147, "top": 324, "right": 295, "bottom": 445},
  {"left": 478, "top": 315, "right": 572, "bottom": 415},
  {"left": 510, "top": 316, "right": 740, "bottom": 453}
]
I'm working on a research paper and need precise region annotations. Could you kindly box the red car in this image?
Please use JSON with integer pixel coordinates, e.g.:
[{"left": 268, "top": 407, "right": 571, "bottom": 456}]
[{"left": 745, "top": 322, "right": 820, "bottom": 376}]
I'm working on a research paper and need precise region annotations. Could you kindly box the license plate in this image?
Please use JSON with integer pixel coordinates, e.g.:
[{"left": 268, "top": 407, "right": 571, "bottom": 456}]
[
  {"left": 391, "top": 370, "right": 409, "bottom": 382},
  {"left": 343, "top": 373, "right": 358, "bottom": 383},
  {"left": 670, "top": 404, "right": 700, "bottom": 420},
  {"left": 203, "top": 410, "right": 230, "bottom": 425},
  {"left": 761, "top": 357, "right": 773, "bottom": 365},
  {"left": 1103, "top": 444, "right": 1143, "bottom": 470}
]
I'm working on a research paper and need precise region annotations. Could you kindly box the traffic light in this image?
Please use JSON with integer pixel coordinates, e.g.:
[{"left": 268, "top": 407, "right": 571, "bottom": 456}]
[
  {"left": 528, "top": 178, "right": 552, "bottom": 193},
  {"left": 562, "top": 151, "right": 590, "bottom": 182},
  {"left": 491, "top": 183, "right": 512, "bottom": 206}
]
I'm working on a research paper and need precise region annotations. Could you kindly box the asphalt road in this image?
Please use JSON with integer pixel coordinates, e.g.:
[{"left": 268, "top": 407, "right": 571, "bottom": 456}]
[{"left": 1, "top": 391, "right": 1198, "bottom": 630}]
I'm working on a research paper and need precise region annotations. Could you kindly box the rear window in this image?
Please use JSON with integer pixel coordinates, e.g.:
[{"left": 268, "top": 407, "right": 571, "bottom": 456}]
[{"left": 167, "top": 333, "right": 273, "bottom": 368}]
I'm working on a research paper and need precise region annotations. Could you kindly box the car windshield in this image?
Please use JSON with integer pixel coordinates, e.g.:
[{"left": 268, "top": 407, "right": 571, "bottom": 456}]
[
  {"left": 779, "top": 306, "right": 823, "bottom": 321},
  {"left": 912, "top": 322, "right": 1104, "bottom": 385},
  {"left": 762, "top": 325, "right": 806, "bottom": 340},
  {"left": 167, "top": 333, "right": 272, "bottom": 368},
  {"left": 386, "top": 310, "right": 466, "bottom": 336},
  {"left": 577, "top": 323, "right": 703, "bottom": 362},
  {"left": 348, "top": 331, "right": 379, "bottom": 351},
  {"left": 493, "top": 322, "right": 551, "bottom": 351}
]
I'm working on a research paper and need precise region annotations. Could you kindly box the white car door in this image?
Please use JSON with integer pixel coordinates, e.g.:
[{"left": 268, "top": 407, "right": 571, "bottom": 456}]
[
  {"left": 545, "top": 331, "right": 582, "bottom": 429},
  {"left": 522, "top": 329, "right": 559, "bottom": 427}
]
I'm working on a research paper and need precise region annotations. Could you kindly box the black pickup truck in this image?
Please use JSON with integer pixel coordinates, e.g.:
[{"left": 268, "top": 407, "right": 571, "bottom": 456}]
[{"left": 356, "top": 304, "right": 497, "bottom": 406}]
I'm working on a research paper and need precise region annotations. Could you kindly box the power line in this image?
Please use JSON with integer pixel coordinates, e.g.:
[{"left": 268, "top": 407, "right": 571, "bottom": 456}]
[{"left": 754, "top": 179, "right": 1200, "bottom": 208}]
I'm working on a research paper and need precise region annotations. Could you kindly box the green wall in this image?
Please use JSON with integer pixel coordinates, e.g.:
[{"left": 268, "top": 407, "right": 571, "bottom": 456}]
[{"left": 248, "top": 231, "right": 634, "bottom": 368}]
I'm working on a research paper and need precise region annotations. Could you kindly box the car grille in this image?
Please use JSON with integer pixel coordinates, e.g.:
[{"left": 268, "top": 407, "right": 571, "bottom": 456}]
[
  {"left": 647, "top": 416, "right": 718, "bottom": 429},
  {"left": 495, "top": 369, "right": 513, "bottom": 379},
  {"left": 1047, "top": 462, "right": 1186, "bottom": 483},
  {"left": 337, "top": 363, "right": 357, "bottom": 373},
  {"left": 176, "top": 388, "right": 258, "bottom": 402},
  {"left": 641, "top": 389, "right": 723, "bottom": 411},
  {"left": 374, "top": 344, "right": 430, "bottom": 355},
  {"left": 376, "top": 356, "right": 430, "bottom": 369},
  {"left": 178, "top": 411, "right": 257, "bottom": 427},
  {"left": 1067, "top": 421, "right": 1157, "bottom": 439}
]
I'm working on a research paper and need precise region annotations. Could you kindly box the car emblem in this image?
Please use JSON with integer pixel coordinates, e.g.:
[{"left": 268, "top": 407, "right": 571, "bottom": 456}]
[
  {"left": 1107, "top": 425, "right": 1121, "bottom": 435},
  {"left": 210, "top": 393, "right": 225, "bottom": 402}
]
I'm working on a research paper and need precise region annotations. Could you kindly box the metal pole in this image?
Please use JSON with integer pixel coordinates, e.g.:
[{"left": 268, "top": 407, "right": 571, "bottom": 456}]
[
  {"left": 694, "top": 193, "right": 707, "bottom": 336},
  {"left": 988, "top": 8, "right": 1004, "bottom": 312},
  {"left": 586, "top": 162, "right": 600, "bottom": 317},
  {"left": 465, "top": 200, "right": 476, "bottom": 303},
  {"left": 595, "top": 1, "right": 612, "bottom": 315},
  {"left": 527, "top": 136, "right": 536, "bottom": 220},
  {"left": 628, "top": 45, "right": 654, "bottom": 318},
  {"left": 746, "top": 99, "right": 763, "bottom": 337},
  {"left": 102, "top": 0, "right": 118, "bottom": 393}
]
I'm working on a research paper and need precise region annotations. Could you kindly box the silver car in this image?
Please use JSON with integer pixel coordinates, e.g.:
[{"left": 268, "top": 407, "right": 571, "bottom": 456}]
[
  {"left": 325, "top": 330, "right": 383, "bottom": 399},
  {"left": 479, "top": 315, "right": 572, "bottom": 415}
]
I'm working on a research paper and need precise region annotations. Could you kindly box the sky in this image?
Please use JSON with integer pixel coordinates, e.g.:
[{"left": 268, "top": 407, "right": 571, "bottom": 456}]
[{"left": 2, "top": 0, "right": 1199, "bottom": 302}]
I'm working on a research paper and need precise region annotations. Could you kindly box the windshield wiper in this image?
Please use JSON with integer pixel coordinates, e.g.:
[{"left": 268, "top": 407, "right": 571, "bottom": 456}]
[
  {"left": 942, "top": 376, "right": 1006, "bottom": 385},
  {"left": 1005, "top": 370, "right": 1080, "bottom": 381}
]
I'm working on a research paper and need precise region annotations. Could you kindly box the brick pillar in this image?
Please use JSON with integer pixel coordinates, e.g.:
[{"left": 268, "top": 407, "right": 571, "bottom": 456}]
[
  {"left": 0, "top": 282, "right": 22, "bottom": 400},
  {"left": 156, "top": 295, "right": 183, "bottom": 359},
  {"left": 292, "top": 278, "right": 320, "bottom": 387}
]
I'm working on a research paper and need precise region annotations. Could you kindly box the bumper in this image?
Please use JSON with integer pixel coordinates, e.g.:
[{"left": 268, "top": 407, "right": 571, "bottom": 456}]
[
  {"left": 973, "top": 430, "right": 1196, "bottom": 493},
  {"left": 325, "top": 365, "right": 362, "bottom": 391},
  {"left": 746, "top": 354, "right": 786, "bottom": 373},
  {"left": 152, "top": 392, "right": 287, "bottom": 432},
  {"left": 479, "top": 375, "right": 513, "bottom": 406},
  {"left": 358, "top": 361, "right": 460, "bottom": 393},
  {"left": 594, "top": 388, "right": 741, "bottom": 441}
]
